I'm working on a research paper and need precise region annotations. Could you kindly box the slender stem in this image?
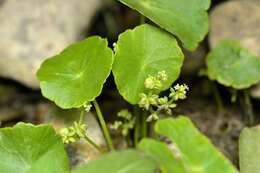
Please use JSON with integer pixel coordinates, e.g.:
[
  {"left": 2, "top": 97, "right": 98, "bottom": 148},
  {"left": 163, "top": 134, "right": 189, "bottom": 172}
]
[
  {"left": 93, "top": 100, "right": 114, "bottom": 151},
  {"left": 83, "top": 134, "right": 104, "bottom": 153},
  {"left": 134, "top": 107, "right": 140, "bottom": 147},
  {"left": 243, "top": 90, "right": 254, "bottom": 125},
  {"left": 141, "top": 111, "right": 148, "bottom": 138},
  {"left": 79, "top": 109, "right": 85, "bottom": 123},
  {"left": 230, "top": 89, "right": 237, "bottom": 103},
  {"left": 211, "top": 82, "right": 224, "bottom": 114},
  {"left": 140, "top": 15, "right": 145, "bottom": 24}
]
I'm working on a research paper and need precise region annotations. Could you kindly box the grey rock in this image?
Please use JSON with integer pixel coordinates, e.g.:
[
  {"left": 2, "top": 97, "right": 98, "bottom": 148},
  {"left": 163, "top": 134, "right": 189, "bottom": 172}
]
[
  {"left": 252, "top": 85, "right": 260, "bottom": 99},
  {"left": 0, "top": 0, "right": 102, "bottom": 88},
  {"left": 209, "top": 0, "right": 260, "bottom": 56},
  {"left": 209, "top": 0, "right": 260, "bottom": 97}
]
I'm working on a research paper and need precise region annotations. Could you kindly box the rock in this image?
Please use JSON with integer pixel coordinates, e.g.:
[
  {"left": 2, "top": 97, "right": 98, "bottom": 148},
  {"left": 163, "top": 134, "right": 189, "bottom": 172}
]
[
  {"left": 209, "top": 0, "right": 260, "bottom": 56},
  {"left": 0, "top": 0, "right": 102, "bottom": 88},
  {"left": 209, "top": 0, "right": 260, "bottom": 98},
  {"left": 252, "top": 85, "right": 260, "bottom": 99},
  {"left": 0, "top": 83, "right": 18, "bottom": 104}
]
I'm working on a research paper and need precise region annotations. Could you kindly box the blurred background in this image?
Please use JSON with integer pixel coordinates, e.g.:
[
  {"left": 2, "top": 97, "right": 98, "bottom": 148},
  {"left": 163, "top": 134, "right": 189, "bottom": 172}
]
[{"left": 0, "top": 0, "right": 259, "bottom": 167}]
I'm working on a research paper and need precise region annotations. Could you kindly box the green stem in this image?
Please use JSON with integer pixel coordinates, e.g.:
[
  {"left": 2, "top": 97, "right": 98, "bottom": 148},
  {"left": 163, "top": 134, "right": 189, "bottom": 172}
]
[
  {"left": 79, "top": 108, "right": 85, "bottom": 123},
  {"left": 134, "top": 107, "right": 140, "bottom": 147},
  {"left": 140, "top": 15, "right": 145, "bottom": 24},
  {"left": 141, "top": 111, "right": 148, "bottom": 138},
  {"left": 83, "top": 134, "right": 104, "bottom": 153},
  {"left": 211, "top": 82, "right": 224, "bottom": 114},
  {"left": 230, "top": 89, "right": 237, "bottom": 103},
  {"left": 93, "top": 100, "right": 114, "bottom": 151},
  {"left": 243, "top": 90, "right": 254, "bottom": 125}
]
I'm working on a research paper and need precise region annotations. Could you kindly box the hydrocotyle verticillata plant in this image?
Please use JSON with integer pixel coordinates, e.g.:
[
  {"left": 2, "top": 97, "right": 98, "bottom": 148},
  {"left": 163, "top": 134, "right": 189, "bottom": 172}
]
[
  {"left": 138, "top": 116, "right": 239, "bottom": 173},
  {"left": 118, "top": 0, "right": 211, "bottom": 50},
  {"left": 0, "top": 123, "right": 70, "bottom": 173},
  {"left": 0, "top": 0, "right": 243, "bottom": 172},
  {"left": 206, "top": 39, "right": 260, "bottom": 124},
  {"left": 0, "top": 117, "right": 240, "bottom": 173},
  {"left": 37, "top": 36, "right": 114, "bottom": 109},
  {"left": 113, "top": 24, "right": 184, "bottom": 104},
  {"left": 206, "top": 39, "right": 260, "bottom": 89}
]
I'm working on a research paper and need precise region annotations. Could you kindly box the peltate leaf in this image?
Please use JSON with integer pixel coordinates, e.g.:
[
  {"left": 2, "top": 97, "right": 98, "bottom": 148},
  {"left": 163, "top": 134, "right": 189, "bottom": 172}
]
[
  {"left": 239, "top": 126, "right": 260, "bottom": 173},
  {"left": 113, "top": 24, "right": 184, "bottom": 104},
  {"left": 0, "top": 123, "right": 69, "bottom": 173},
  {"left": 72, "top": 150, "right": 157, "bottom": 173},
  {"left": 118, "top": 0, "right": 210, "bottom": 50},
  {"left": 37, "top": 36, "right": 114, "bottom": 109},
  {"left": 206, "top": 40, "right": 260, "bottom": 89},
  {"left": 149, "top": 116, "right": 239, "bottom": 173}
]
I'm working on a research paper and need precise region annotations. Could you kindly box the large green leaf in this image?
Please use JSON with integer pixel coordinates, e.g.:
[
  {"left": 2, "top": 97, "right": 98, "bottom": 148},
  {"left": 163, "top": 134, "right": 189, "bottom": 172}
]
[
  {"left": 138, "top": 138, "right": 185, "bottom": 173},
  {"left": 72, "top": 150, "right": 157, "bottom": 173},
  {"left": 0, "top": 123, "right": 69, "bottom": 173},
  {"left": 148, "top": 116, "right": 239, "bottom": 173},
  {"left": 239, "top": 126, "right": 260, "bottom": 173},
  {"left": 118, "top": 0, "right": 210, "bottom": 50},
  {"left": 206, "top": 40, "right": 260, "bottom": 89},
  {"left": 37, "top": 36, "right": 114, "bottom": 109},
  {"left": 113, "top": 24, "right": 184, "bottom": 104}
]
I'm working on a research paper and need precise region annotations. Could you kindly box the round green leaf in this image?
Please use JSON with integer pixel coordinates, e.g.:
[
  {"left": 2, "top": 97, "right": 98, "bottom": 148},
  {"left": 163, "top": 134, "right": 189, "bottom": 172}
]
[
  {"left": 37, "top": 36, "right": 114, "bottom": 109},
  {"left": 72, "top": 150, "right": 157, "bottom": 173},
  {"left": 118, "top": 0, "right": 210, "bottom": 50},
  {"left": 113, "top": 24, "right": 184, "bottom": 104},
  {"left": 154, "top": 117, "right": 239, "bottom": 173},
  {"left": 206, "top": 40, "right": 260, "bottom": 89},
  {"left": 0, "top": 123, "right": 69, "bottom": 173}
]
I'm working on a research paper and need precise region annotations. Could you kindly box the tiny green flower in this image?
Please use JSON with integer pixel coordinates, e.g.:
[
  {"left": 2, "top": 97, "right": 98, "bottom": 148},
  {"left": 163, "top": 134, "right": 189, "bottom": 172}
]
[
  {"left": 169, "top": 84, "right": 189, "bottom": 101},
  {"left": 60, "top": 121, "right": 87, "bottom": 144},
  {"left": 158, "top": 96, "right": 168, "bottom": 105},
  {"left": 147, "top": 112, "right": 159, "bottom": 122},
  {"left": 157, "top": 70, "right": 168, "bottom": 81},
  {"left": 110, "top": 121, "right": 122, "bottom": 130},
  {"left": 83, "top": 103, "right": 92, "bottom": 112},
  {"left": 117, "top": 109, "right": 132, "bottom": 120},
  {"left": 110, "top": 109, "right": 136, "bottom": 137},
  {"left": 145, "top": 76, "right": 156, "bottom": 89}
]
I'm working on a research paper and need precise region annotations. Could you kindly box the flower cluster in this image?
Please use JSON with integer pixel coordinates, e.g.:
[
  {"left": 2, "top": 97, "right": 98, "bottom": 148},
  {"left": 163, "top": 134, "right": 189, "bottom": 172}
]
[
  {"left": 139, "top": 71, "right": 188, "bottom": 122},
  {"left": 169, "top": 84, "right": 189, "bottom": 101},
  {"left": 144, "top": 70, "right": 167, "bottom": 90},
  {"left": 83, "top": 103, "right": 92, "bottom": 112},
  {"left": 110, "top": 109, "right": 135, "bottom": 137},
  {"left": 60, "top": 121, "right": 87, "bottom": 144}
]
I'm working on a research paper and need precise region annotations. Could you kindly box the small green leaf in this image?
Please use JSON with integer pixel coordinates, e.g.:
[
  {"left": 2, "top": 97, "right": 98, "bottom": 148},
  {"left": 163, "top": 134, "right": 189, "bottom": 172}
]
[
  {"left": 206, "top": 40, "right": 260, "bottom": 89},
  {"left": 72, "top": 150, "right": 157, "bottom": 173},
  {"left": 113, "top": 24, "right": 184, "bottom": 104},
  {"left": 152, "top": 116, "right": 239, "bottom": 173},
  {"left": 0, "top": 123, "right": 69, "bottom": 173},
  {"left": 37, "top": 36, "right": 114, "bottom": 109},
  {"left": 118, "top": 0, "right": 210, "bottom": 50},
  {"left": 239, "top": 126, "right": 260, "bottom": 173},
  {"left": 138, "top": 138, "right": 185, "bottom": 173}
]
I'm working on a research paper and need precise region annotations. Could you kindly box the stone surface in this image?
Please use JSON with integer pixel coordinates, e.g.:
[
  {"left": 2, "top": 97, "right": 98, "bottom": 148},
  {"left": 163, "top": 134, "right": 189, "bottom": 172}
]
[
  {"left": 209, "top": 0, "right": 260, "bottom": 56},
  {"left": 209, "top": 0, "right": 260, "bottom": 97},
  {"left": 0, "top": 0, "right": 102, "bottom": 88}
]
